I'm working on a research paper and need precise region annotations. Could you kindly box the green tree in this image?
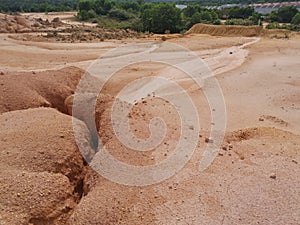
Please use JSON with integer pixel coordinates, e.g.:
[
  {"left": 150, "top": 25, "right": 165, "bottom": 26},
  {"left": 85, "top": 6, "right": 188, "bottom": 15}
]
[
  {"left": 93, "top": 0, "right": 112, "bottom": 15},
  {"left": 119, "top": 1, "right": 140, "bottom": 12},
  {"left": 190, "top": 12, "right": 202, "bottom": 25},
  {"left": 78, "top": 0, "right": 92, "bottom": 12},
  {"left": 108, "top": 8, "right": 132, "bottom": 21},
  {"left": 266, "top": 22, "right": 280, "bottom": 29},
  {"left": 250, "top": 12, "right": 262, "bottom": 24},
  {"left": 291, "top": 12, "right": 300, "bottom": 25},
  {"left": 93, "top": 0, "right": 105, "bottom": 15},
  {"left": 141, "top": 3, "right": 181, "bottom": 34},
  {"left": 77, "top": 10, "right": 89, "bottom": 20},
  {"left": 229, "top": 6, "right": 254, "bottom": 19},
  {"left": 277, "top": 6, "right": 298, "bottom": 23},
  {"left": 183, "top": 5, "right": 202, "bottom": 18}
]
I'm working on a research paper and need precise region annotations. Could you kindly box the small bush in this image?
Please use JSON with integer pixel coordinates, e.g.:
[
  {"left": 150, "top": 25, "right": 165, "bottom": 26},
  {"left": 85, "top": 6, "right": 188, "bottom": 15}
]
[
  {"left": 266, "top": 22, "right": 280, "bottom": 29},
  {"left": 225, "top": 19, "right": 255, "bottom": 26},
  {"left": 291, "top": 12, "right": 300, "bottom": 26}
]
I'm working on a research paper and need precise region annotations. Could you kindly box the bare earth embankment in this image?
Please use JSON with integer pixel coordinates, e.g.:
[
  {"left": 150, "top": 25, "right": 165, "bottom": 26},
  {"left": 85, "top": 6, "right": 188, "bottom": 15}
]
[{"left": 0, "top": 13, "right": 299, "bottom": 225}]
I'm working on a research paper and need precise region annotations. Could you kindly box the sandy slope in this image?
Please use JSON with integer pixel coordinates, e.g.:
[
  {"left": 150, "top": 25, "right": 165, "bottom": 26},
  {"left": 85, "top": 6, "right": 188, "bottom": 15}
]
[{"left": 0, "top": 24, "right": 299, "bottom": 225}]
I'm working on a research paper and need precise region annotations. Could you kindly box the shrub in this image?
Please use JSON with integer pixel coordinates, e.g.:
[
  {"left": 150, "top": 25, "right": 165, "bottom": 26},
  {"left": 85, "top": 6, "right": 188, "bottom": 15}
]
[
  {"left": 291, "top": 12, "right": 300, "bottom": 26},
  {"left": 108, "top": 8, "right": 132, "bottom": 21},
  {"left": 225, "top": 19, "right": 255, "bottom": 26},
  {"left": 266, "top": 22, "right": 281, "bottom": 29}
]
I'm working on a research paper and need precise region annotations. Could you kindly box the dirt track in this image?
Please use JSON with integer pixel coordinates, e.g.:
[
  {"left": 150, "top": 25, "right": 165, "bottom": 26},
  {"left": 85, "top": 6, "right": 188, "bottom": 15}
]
[{"left": 0, "top": 13, "right": 299, "bottom": 225}]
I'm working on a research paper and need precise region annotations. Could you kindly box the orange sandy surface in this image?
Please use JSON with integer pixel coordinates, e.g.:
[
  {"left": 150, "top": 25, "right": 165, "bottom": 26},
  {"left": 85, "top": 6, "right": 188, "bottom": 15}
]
[{"left": 0, "top": 13, "right": 299, "bottom": 225}]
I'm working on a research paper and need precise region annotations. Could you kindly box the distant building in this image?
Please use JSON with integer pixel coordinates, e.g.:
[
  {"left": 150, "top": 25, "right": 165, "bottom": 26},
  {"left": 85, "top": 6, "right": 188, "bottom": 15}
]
[
  {"left": 251, "top": 1, "right": 300, "bottom": 14},
  {"left": 219, "top": 4, "right": 243, "bottom": 9},
  {"left": 204, "top": 2, "right": 300, "bottom": 15}
]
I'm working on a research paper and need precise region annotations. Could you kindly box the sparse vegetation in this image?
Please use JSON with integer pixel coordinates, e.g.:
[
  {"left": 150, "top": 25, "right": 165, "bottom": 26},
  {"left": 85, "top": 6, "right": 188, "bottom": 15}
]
[{"left": 265, "top": 6, "right": 300, "bottom": 31}]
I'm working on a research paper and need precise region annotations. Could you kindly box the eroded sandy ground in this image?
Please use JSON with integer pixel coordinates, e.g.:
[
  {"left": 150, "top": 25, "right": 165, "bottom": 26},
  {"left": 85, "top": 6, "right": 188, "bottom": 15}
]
[{"left": 0, "top": 15, "right": 299, "bottom": 225}]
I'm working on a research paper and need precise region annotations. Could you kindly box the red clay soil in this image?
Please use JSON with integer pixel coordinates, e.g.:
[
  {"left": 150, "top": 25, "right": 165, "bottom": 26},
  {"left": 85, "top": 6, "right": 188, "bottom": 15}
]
[
  {"left": 0, "top": 66, "right": 83, "bottom": 114},
  {"left": 0, "top": 108, "right": 94, "bottom": 224}
]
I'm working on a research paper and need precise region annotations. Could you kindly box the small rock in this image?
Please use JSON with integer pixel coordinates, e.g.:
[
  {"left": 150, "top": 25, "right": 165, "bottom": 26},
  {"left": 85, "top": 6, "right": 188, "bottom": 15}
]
[
  {"left": 17, "top": 193, "right": 21, "bottom": 197},
  {"left": 0, "top": 71, "right": 4, "bottom": 75},
  {"left": 292, "top": 159, "right": 298, "bottom": 164},
  {"left": 270, "top": 173, "right": 276, "bottom": 179},
  {"left": 259, "top": 118, "right": 264, "bottom": 121},
  {"left": 205, "top": 138, "right": 213, "bottom": 143}
]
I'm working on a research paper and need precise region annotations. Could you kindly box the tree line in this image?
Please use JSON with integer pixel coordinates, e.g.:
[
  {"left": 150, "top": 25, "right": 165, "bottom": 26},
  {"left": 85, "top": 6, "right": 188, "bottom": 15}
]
[
  {"left": 77, "top": 0, "right": 300, "bottom": 32},
  {"left": 76, "top": 0, "right": 266, "bottom": 32},
  {"left": 0, "top": 0, "right": 77, "bottom": 13},
  {"left": 0, "top": 0, "right": 299, "bottom": 32}
]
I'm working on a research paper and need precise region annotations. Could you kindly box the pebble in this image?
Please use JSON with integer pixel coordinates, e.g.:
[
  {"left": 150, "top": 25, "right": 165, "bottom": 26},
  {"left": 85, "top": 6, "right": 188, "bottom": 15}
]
[
  {"left": 205, "top": 138, "right": 213, "bottom": 143},
  {"left": 270, "top": 173, "right": 276, "bottom": 179}
]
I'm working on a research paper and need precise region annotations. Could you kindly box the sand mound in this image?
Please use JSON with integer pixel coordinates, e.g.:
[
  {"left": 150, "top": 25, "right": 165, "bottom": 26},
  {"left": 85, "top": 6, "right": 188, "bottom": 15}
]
[
  {"left": 186, "top": 23, "right": 264, "bottom": 37},
  {"left": 0, "top": 13, "right": 40, "bottom": 33},
  {"left": 0, "top": 66, "right": 84, "bottom": 114},
  {"left": 0, "top": 108, "right": 94, "bottom": 224},
  {"left": 186, "top": 23, "right": 299, "bottom": 38}
]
